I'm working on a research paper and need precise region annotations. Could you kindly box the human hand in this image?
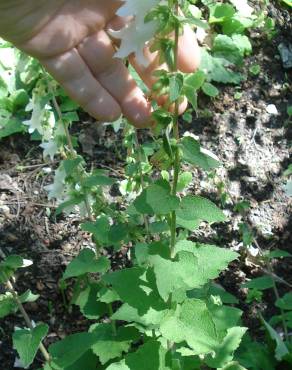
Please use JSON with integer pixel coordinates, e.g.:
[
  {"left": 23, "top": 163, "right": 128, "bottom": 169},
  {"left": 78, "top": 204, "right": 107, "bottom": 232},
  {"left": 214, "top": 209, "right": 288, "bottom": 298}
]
[{"left": 0, "top": 0, "right": 200, "bottom": 128}]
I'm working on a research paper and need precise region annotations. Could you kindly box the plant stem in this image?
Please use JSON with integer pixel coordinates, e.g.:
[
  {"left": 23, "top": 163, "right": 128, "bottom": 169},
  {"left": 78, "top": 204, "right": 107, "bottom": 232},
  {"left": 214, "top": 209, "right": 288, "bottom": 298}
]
[
  {"left": 46, "top": 76, "right": 94, "bottom": 221},
  {"left": 167, "top": 1, "right": 180, "bottom": 351},
  {"left": 6, "top": 279, "right": 51, "bottom": 363},
  {"left": 51, "top": 93, "right": 74, "bottom": 154},
  {"left": 170, "top": 1, "right": 180, "bottom": 258},
  {"left": 108, "top": 303, "right": 117, "bottom": 336},
  {"left": 254, "top": 240, "right": 289, "bottom": 343},
  {"left": 134, "top": 130, "right": 150, "bottom": 240}
]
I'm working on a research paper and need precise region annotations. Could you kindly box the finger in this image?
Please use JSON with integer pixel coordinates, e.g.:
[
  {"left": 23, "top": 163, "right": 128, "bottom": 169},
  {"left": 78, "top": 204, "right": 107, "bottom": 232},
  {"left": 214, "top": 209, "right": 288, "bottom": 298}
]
[
  {"left": 19, "top": 0, "right": 122, "bottom": 58},
  {"left": 128, "top": 25, "right": 200, "bottom": 115},
  {"left": 40, "top": 48, "right": 121, "bottom": 122},
  {"left": 129, "top": 25, "right": 200, "bottom": 89},
  {"left": 177, "top": 25, "right": 201, "bottom": 73},
  {"left": 107, "top": 15, "right": 200, "bottom": 72},
  {"left": 77, "top": 30, "right": 152, "bottom": 128}
]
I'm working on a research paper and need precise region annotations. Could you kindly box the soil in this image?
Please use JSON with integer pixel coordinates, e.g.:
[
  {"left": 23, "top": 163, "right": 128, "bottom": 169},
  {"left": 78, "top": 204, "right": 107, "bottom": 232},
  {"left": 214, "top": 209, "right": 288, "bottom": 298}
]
[{"left": 0, "top": 1, "right": 291, "bottom": 369}]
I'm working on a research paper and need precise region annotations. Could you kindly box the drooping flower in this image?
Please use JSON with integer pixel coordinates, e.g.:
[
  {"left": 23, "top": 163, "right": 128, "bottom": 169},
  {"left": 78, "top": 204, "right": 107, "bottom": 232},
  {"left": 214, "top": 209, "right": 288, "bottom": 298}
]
[{"left": 110, "top": 0, "right": 161, "bottom": 66}]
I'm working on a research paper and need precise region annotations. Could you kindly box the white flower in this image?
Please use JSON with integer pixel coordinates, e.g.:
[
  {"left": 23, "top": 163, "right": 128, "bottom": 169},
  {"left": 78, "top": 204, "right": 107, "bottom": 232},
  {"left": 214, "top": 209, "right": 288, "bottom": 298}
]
[
  {"left": 111, "top": 0, "right": 160, "bottom": 66},
  {"left": 23, "top": 100, "right": 45, "bottom": 135},
  {"left": 116, "top": 0, "right": 160, "bottom": 22},
  {"left": 110, "top": 20, "right": 158, "bottom": 66},
  {"left": 40, "top": 140, "right": 58, "bottom": 161},
  {"left": 44, "top": 165, "right": 66, "bottom": 200}
]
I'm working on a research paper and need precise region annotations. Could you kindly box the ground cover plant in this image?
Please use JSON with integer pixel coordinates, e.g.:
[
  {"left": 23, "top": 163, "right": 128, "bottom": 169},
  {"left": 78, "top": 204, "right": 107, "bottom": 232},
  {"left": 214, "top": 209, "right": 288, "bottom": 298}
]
[{"left": 0, "top": 0, "right": 291, "bottom": 369}]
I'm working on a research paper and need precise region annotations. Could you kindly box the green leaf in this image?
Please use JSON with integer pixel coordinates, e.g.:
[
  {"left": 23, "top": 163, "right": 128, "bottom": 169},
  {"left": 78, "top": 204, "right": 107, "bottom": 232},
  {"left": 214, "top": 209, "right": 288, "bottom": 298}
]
[
  {"left": 236, "top": 336, "right": 276, "bottom": 370},
  {"left": 160, "top": 299, "right": 218, "bottom": 355},
  {"left": 209, "top": 283, "right": 239, "bottom": 304},
  {"left": 232, "top": 34, "right": 252, "bottom": 56},
  {"left": 268, "top": 249, "right": 292, "bottom": 259},
  {"left": 60, "top": 96, "right": 80, "bottom": 112},
  {"left": 112, "top": 302, "right": 168, "bottom": 329},
  {"left": 270, "top": 311, "right": 292, "bottom": 329},
  {"left": 103, "top": 267, "right": 152, "bottom": 312},
  {"left": 108, "top": 223, "right": 128, "bottom": 246},
  {"left": 177, "top": 171, "right": 192, "bottom": 192},
  {"left": 184, "top": 89, "right": 198, "bottom": 110},
  {"left": 63, "top": 249, "right": 110, "bottom": 279},
  {"left": 13, "top": 324, "right": 49, "bottom": 368},
  {"left": 148, "top": 221, "right": 170, "bottom": 234},
  {"left": 213, "top": 35, "right": 251, "bottom": 66},
  {"left": 200, "top": 49, "right": 243, "bottom": 84},
  {"left": 132, "top": 180, "right": 180, "bottom": 215},
  {"left": 145, "top": 241, "right": 237, "bottom": 303},
  {"left": 222, "top": 16, "right": 253, "bottom": 36},
  {"left": 208, "top": 304, "right": 242, "bottom": 333},
  {"left": 174, "top": 241, "right": 238, "bottom": 283},
  {"left": 82, "top": 218, "right": 128, "bottom": 248},
  {"left": 276, "top": 292, "right": 292, "bottom": 310},
  {"left": 1, "top": 254, "right": 23, "bottom": 269},
  {"left": 107, "top": 340, "right": 170, "bottom": 370},
  {"left": 183, "top": 71, "right": 205, "bottom": 109},
  {"left": 19, "top": 290, "right": 39, "bottom": 303},
  {"left": 239, "top": 222, "right": 253, "bottom": 247},
  {"left": 282, "top": 0, "right": 292, "bottom": 7},
  {"left": 209, "top": 3, "right": 235, "bottom": 23},
  {"left": 82, "top": 173, "right": 116, "bottom": 188},
  {"left": 89, "top": 323, "right": 139, "bottom": 364},
  {"left": 10, "top": 89, "right": 30, "bottom": 110},
  {"left": 262, "top": 318, "right": 289, "bottom": 361},
  {"left": 126, "top": 340, "right": 170, "bottom": 369},
  {"left": 81, "top": 216, "right": 110, "bottom": 245},
  {"left": 103, "top": 267, "right": 146, "bottom": 309},
  {"left": 62, "top": 156, "right": 84, "bottom": 175},
  {"left": 241, "top": 276, "right": 274, "bottom": 290},
  {"left": 176, "top": 195, "right": 226, "bottom": 231},
  {"left": 169, "top": 73, "right": 184, "bottom": 103},
  {"left": 63, "top": 351, "right": 98, "bottom": 370},
  {"left": 0, "top": 255, "right": 30, "bottom": 283},
  {"left": 148, "top": 251, "right": 209, "bottom": 301},
  {"left": 221, "top": 362, "right": 248, "bottom": 370},
  {"left": 75, "top": 283, "right": 108, "bottom": 319},
  {"left": 180, "top": 136, "right": 220, "bottom": 170},
  {"left": 104, "top": 267, "right": 168, "bottom": 324},
  {"left": 183, "top": 16, "right": 209, "bottom": 30},
  {"left": 98, "top": 287, "right": 120, "bottom": 304},
  {"left": 249, "top": 64, "right": 261, "bottom": 76},
  {"left": 0, "top": 117, "right": 25, "bottom": 139},
  {"left": 205, "top": 327, "right": 247, "bottom": 368},
  {"left": 184, "top": 70, "right": 206, "bottom": 91},
  {"left": 49, "top": 332, "right": 97, "bottom": 368},
  {"left": 81, "top": 216, "right": 129, "bottom": 247},
  {"left": 55, "top": 195, "right": 85, "bottom": 216},
  {"left": 106, "top": 361, "right": 128, "bottom": 370},
  {"left": 0, "top": 75, "right": 8, "bottom": 98},
  {"left": 202, "top": 82, "right": 219, "bottom": 97},
  {"left": 0, "top": 293, "right": 17, "bottom": 318}
]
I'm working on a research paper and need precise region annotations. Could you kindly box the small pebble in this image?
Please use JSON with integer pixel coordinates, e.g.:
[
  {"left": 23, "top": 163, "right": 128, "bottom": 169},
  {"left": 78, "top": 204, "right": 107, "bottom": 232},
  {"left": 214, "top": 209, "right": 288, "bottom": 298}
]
[{"left": 266, "top": 104, "right": 278, "bottom": 115}]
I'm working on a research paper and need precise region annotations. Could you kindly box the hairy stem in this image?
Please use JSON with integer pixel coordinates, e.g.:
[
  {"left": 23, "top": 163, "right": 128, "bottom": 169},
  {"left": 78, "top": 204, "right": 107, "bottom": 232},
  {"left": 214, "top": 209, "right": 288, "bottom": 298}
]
[
  {"left": 6, "top": 279, "right": 51, "bottom": 363},
  {"left": 254, "top": 240, "right": 289, "bottom": 342},
  {"left": 167, "top": 1, "right": 180, "bottom": 352},
  {"left": 47, "top": 76, "right": 94, "bottom": 221},
  {"left": 134, "top": 130, "right": 150, "bottom": 239},
  {"left": 170, "top": 1, "right": 180, "bottom": 258},
  {"left": 108, "top": 303, "right": 117, "bottom": 336}
]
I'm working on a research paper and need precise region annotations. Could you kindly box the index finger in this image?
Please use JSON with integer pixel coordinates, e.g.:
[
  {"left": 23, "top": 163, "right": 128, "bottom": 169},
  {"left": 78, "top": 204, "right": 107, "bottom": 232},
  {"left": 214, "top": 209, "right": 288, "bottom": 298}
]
[{"left": 129, "top": 25, "right": 201, "bottom": 90}]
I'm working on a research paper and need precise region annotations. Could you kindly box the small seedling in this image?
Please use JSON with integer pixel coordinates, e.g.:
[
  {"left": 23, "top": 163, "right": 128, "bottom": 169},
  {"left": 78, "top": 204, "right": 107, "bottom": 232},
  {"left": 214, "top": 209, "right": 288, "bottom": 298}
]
[{"left": 249, "top": 64, "right": 261, "bottom": 76}]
